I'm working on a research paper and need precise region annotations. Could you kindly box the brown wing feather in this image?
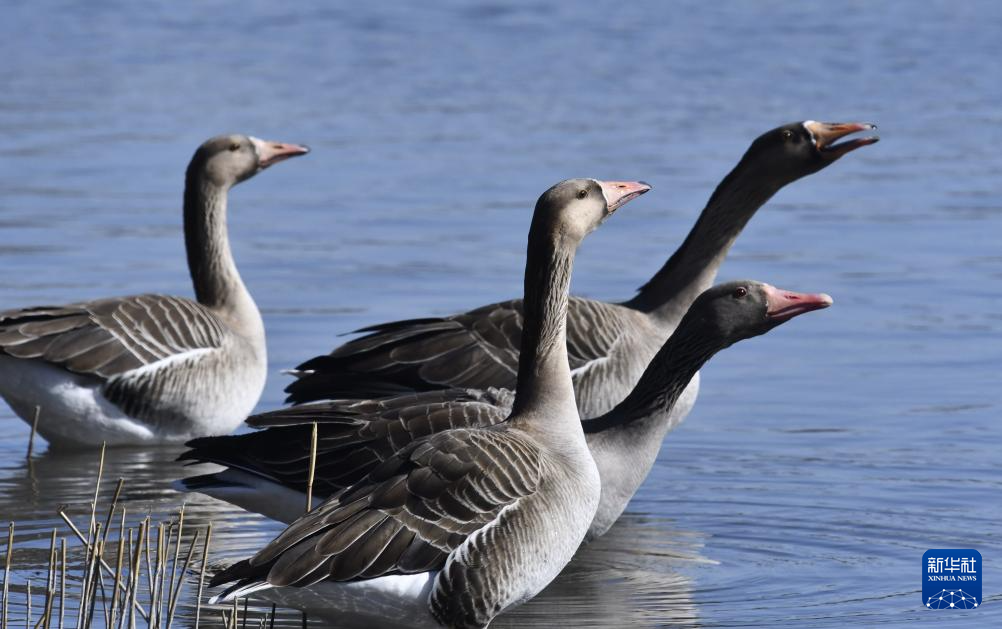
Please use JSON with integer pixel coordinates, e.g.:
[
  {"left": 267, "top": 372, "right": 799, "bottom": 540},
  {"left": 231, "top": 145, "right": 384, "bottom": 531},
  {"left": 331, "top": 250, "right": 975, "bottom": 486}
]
[
  {"left": 0, "top": 294, "right": 227, "bottom": 380},
  {"left": 180, "top": 388, "right": 514, "bottom": 501},
  {"left": 284, "top": 296, "right": 636, "bottom": 406},
  {"left": 211, "top": 428, "right": 541, "bottom": 590}
]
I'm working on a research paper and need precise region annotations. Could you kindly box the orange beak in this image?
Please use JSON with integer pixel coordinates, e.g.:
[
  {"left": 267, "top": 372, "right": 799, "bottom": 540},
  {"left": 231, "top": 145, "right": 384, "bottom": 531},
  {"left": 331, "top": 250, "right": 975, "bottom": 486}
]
[{"left": 802, "top": 121, "right": 879, "bottom": 159}]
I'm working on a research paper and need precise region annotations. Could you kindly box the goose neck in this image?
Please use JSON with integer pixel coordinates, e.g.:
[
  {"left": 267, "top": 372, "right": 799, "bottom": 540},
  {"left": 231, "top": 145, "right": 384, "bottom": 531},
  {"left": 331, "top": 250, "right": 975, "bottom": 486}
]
[
  {"left": 629, "top": 161, "right": 780, "bottom": 328},
  {"left": 510, "top": 231, "right": 578, "bottom": 425},
  {"left": 584, "top": 314, "right": 721, "bottom": 434},
  {"left": 183, "top": 175, "right": 262, "bottom": 337}
]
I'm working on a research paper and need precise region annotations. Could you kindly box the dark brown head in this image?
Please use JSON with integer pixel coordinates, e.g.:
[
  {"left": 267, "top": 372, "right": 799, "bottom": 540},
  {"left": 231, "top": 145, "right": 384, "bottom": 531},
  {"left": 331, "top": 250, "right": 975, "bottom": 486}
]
[
  {"left": 532, "top": 178, "right": 651, "bottom": 245},
  {"left": 187, "top": 134, "right": 310, "bottom": 189},
  {"left": 740, "top": 120, "right": 878, "bottom": 186},
  {"left": 682, "top": 280, "right": 833, "bottom": 347}
]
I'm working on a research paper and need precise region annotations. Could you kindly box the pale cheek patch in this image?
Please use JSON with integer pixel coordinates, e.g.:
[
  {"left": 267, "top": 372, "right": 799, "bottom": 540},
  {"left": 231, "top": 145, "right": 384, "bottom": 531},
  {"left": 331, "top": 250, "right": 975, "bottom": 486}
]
[{"left": 802, "top": 121, "right": 818, "bottom": 145}]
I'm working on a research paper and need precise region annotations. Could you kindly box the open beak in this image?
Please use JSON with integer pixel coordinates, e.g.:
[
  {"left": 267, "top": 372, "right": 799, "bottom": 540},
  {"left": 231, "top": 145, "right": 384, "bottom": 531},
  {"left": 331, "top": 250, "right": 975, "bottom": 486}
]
[
  {"left": 763, "top": 284, "right": 833, "bottom": 322},
  {"left": 250, "top": 137, "right": 311, "bottom": 168},
  {"left": 597, "top": 180, "right": 652, "bottom": 214},
  {"left": 802, "top": 121, "right": 879, "bottom": 159}
]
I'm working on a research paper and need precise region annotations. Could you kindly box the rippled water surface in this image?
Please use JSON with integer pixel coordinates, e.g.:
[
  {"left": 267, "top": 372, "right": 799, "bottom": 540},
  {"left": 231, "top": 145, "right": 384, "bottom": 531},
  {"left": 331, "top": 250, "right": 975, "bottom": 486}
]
[{"left": 1, "top": 1, "right": 1000, "bottom": 626}]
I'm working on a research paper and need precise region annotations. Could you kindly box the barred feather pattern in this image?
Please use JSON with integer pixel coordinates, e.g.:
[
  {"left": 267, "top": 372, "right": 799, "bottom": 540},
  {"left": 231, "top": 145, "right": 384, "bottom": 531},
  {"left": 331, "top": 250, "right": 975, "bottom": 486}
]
[
  {"left": 0, "top": 294, "right": 225, "bottom": 376},
  {"left": 287, "top": 296, "right": 663, "bottom": 419},
  {"left": 0, "top": 293, "right": 261, "bottom": 432},
  {"left": 182, "top": 388, "right": 515, "bottom": 496},
  {"left": 208, "top": 426, "right": 601, "bottom": 629},
  {"left": 210, "top": 429, "right": 550, "bottom": 606}
]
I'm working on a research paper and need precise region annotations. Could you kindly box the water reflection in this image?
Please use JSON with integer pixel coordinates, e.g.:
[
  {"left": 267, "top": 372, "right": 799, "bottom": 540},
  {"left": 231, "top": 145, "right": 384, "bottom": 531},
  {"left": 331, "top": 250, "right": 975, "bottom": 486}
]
[
  {"left": 500, "top": 517, "right": 704, "bottom": 628},
  {"left": 1, "top": 443, "right": 711, "bottom": 628}
]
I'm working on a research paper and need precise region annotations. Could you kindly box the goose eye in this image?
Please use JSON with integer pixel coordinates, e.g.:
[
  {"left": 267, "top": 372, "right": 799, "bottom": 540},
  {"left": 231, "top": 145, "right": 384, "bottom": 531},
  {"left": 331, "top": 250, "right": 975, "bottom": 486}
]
[
  {"left": 733, "top": 286, "right": 748, "bottom": 298},
  {"left": 782, "top": 129, "right": 794, "bottom": 141},
  {"left": 228, "top": 142, "right": 241, "bottom": 151},
  {"left": 577, "top": 189, "right": 588, "bottom": 199}
]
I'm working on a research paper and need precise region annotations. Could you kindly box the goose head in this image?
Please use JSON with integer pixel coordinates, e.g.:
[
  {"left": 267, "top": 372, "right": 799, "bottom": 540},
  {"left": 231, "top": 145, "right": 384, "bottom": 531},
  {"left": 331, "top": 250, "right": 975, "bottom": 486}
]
[
  {"left": 189, "top": 134, "right": 310, "bottom": 189},
  {"left": 685, "top": 280, "right": 833, "bottom": 346},
  {"left": 742, "top": 120, "right": 878, "bottom": 186},
  {"left": 534, "top": 178, "right": 651, "bottom": 245}
]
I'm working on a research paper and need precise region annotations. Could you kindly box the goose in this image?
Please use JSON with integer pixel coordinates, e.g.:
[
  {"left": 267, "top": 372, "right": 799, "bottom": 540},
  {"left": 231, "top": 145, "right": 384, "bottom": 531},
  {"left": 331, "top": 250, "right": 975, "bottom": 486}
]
[
  {"left": 0, "top": 134, "right": 309, "bottom": 448},
  {"left": 183, "top": 280, "right": 831, "bottom": 539},
  {"left": 283, "top": 121, "right": 875, "bottom": 433},
  {"left": 207, "top": 178, "right": 650, "bottom": 628}
]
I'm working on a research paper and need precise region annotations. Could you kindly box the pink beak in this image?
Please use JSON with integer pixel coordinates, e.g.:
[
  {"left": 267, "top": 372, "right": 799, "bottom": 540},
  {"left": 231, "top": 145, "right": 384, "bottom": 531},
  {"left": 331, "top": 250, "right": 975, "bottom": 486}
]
[
  {"left": 250, "top": 137, "right": 311, "bottom": 168},
  {"left": 763, "top": 284, "right": 833, "bottom": 321},
  {"left": 597, "top": 180, "right": 652, "bottom": 213}
]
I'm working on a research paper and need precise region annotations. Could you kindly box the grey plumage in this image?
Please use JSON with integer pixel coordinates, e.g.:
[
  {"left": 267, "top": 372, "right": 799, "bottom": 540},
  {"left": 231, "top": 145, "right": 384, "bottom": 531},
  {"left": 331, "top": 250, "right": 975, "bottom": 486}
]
[
  {"left": 0, "top": 295, "right": 230, "bottom": 429},
  {"left": 215, "top": 429, "right": 539, "bottom": 575},
  {"left": 285, "top": 122, "right": 876, "bottom": 421},
  {"left": 183, "top": 282, "right": 833, "bottom": 541},
  {"left": 208, "top": 179, "right": 650, "bottom": 628},
  {"left": 0, "top": 134, "right": 308, "bottom": 447},
  {"left": 183, "top": 388, "right": 513, "bottom": 498},
  {"left": 287, "top": 296, "right": 656, "bottom": 418},
  {"left": 0, "top": 295, "right": 224, "bottom": 377},
  {"left": 212, "top": 429, "right": 545, "bottom": 627}
]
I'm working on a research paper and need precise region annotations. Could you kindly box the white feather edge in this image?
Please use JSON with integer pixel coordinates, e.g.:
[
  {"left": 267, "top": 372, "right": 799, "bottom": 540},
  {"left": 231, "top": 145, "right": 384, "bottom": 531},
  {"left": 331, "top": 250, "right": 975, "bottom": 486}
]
[{"left": 208, "top": 495, "right": 526, "bottom": 624}]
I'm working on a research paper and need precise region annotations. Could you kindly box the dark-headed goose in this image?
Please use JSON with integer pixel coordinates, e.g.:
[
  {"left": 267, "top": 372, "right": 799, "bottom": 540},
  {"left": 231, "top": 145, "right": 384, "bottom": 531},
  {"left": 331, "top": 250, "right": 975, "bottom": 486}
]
[
  {"left": 284, "top": 122, "right": 873, "bottom": 433},
  {"left": 0, "top": 134, "right": 308, "bottom": 448},
  {"left": 182, "top": 281, "right": 831, "bottom": 540},
  {"left": 207, "top": 178, "right": 650, "bottom": 628}
]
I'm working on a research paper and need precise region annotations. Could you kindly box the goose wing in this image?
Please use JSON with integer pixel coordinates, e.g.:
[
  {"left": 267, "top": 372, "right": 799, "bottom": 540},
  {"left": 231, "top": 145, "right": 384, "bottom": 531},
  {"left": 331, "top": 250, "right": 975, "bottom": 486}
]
[
  {"left": 0, "top": 294, "right": 229, "bottom": 424},
  {"left": 0, "top": 293, "right": 226, "bottom": 379},
  {"left": 285, "top": 296, "right": 634, "bottom": 405},
  {"left": 211, "top": 428, "right": 542, "bottom": 589},
  {"left": 181, "top": 388, "right": 514, "bottom": 502}
]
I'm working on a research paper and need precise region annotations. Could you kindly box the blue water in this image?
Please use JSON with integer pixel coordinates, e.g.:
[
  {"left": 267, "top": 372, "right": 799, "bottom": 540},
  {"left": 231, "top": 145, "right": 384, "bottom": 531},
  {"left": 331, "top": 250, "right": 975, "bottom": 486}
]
[{"left": 1, "top": 1, "right": 1000, "bottom": 626}]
